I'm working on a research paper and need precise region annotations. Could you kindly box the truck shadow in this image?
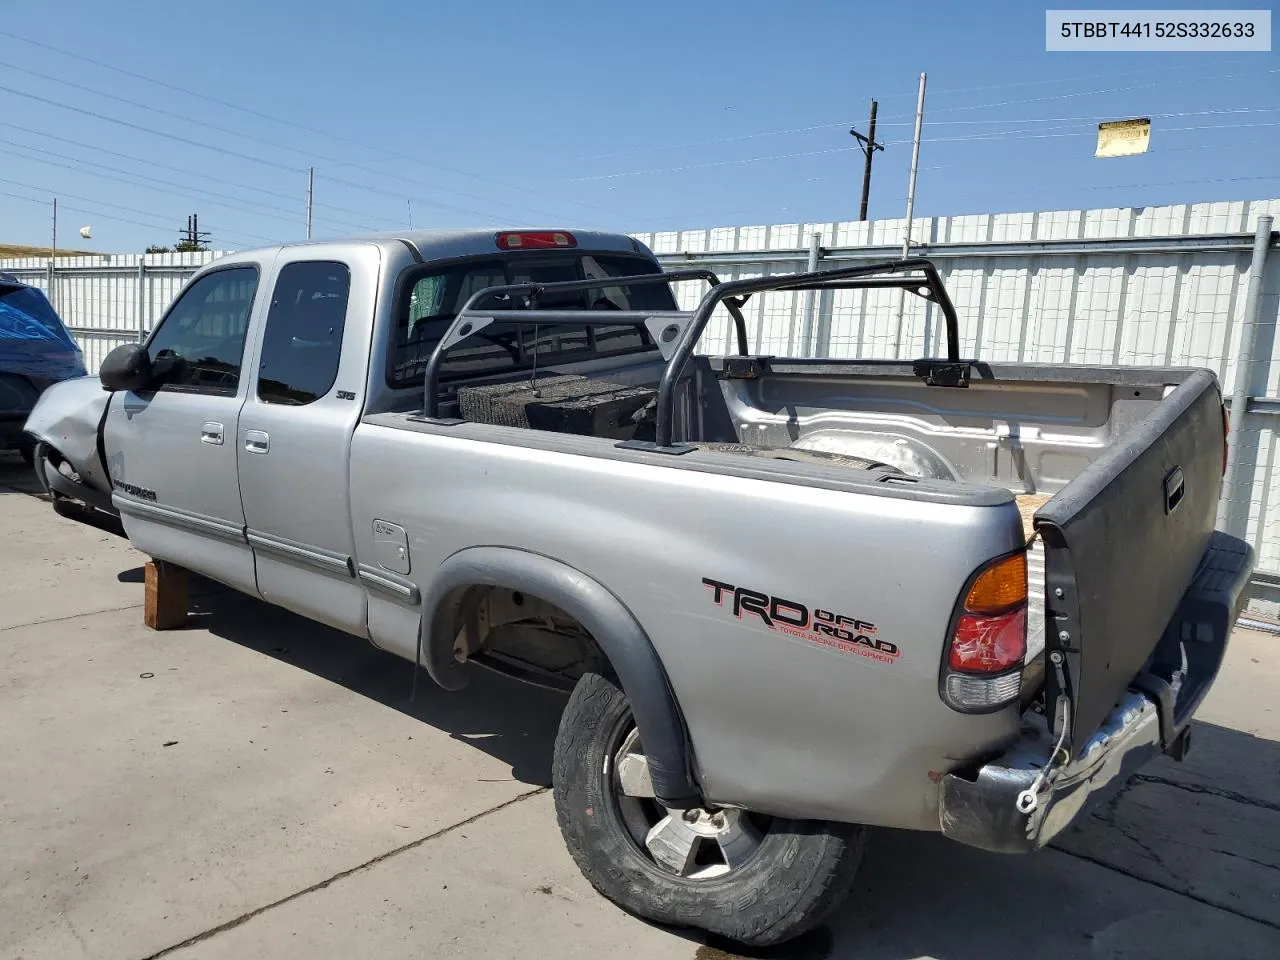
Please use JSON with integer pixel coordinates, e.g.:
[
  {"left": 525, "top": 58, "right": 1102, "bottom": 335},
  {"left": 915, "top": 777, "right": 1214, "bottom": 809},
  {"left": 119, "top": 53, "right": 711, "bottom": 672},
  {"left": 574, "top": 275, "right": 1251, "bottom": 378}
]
[
  {"left": 184, "top": 586, "right": 1280, "bottom": 959},
  {"left": 189, "top": 588, "right": 564, "bottom": 788},
  {"left": 702, "top": 720, "right": 1280, "bottom": 960},
  {"left": 0, "top": 451, "right": 42, "bottom": 495}
]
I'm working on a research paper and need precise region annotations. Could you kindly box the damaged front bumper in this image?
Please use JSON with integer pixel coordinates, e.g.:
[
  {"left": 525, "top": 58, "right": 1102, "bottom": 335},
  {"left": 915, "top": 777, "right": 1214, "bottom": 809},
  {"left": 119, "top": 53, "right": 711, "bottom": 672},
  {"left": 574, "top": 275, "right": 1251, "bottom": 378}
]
[{"left": 938, "top": 530, "right": 1253, "bottom": 855}]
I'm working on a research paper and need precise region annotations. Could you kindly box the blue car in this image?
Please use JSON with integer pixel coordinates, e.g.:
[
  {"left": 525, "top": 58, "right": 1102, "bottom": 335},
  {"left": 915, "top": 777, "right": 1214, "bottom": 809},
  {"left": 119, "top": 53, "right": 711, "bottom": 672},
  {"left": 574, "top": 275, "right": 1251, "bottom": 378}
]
[{"left": 0, "top": 272, "right": 87, "bottom": 463}]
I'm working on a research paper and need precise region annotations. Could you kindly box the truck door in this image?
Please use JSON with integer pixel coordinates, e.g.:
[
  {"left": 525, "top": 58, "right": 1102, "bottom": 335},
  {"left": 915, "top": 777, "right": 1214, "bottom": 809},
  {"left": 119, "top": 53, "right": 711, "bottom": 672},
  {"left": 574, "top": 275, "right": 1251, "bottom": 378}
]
[
  {"left": 102, "top": 263, "right": 262, "bottom": 596},
  {"left": 235, "top": 246, "right": 377, "bottom": 637}
]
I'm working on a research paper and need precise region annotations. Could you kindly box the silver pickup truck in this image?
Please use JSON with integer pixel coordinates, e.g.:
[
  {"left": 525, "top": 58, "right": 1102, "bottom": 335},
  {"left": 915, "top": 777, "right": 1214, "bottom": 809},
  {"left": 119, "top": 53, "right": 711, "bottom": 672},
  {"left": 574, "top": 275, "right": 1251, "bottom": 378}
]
[{"left": 24, "top": 228, "right": 1254, "bottom": 947}]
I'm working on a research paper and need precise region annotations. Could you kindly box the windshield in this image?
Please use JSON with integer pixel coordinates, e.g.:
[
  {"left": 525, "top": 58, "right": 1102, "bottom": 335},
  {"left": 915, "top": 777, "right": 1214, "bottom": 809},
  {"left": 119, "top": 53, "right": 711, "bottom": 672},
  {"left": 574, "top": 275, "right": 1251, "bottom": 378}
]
[{"left": 391, "top": 252, "right": 676, "bottom": 389}]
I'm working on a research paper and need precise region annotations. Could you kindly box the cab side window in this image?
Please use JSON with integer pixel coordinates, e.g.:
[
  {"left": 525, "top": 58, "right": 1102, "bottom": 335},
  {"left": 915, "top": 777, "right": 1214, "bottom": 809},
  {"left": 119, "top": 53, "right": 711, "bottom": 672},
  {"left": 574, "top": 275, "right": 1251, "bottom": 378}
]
[
  {"left": 257, "top": 261, "right": 351, "bottom": 406},
  {"left": 146, "top": 266, "right": 259, "bottom": 394}
]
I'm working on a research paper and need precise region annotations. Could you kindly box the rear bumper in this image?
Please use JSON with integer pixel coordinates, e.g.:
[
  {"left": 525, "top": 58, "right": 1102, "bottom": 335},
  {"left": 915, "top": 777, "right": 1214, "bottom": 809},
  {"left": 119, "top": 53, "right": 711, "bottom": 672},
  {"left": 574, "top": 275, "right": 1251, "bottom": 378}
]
[{"left": 938, "top": 530, "right": 1253, "bottom": 854}]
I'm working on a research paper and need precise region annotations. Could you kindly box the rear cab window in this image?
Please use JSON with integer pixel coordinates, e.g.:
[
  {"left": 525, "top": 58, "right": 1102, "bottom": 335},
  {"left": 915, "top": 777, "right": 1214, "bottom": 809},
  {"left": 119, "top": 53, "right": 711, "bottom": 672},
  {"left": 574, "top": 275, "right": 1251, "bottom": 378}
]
[
  {"left": 257, "top": 260, "right": 352, "bottom": 405},
  {"left": 389, "top": 252, "right": 675, "bottom": 390}
]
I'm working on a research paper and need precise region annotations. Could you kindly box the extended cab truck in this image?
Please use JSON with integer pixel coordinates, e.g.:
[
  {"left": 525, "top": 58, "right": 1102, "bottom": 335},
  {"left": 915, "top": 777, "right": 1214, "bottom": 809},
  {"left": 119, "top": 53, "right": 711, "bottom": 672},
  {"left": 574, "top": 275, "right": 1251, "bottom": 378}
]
[{"left": 24, "top": 229, "right": 1254, "bottom": 947}]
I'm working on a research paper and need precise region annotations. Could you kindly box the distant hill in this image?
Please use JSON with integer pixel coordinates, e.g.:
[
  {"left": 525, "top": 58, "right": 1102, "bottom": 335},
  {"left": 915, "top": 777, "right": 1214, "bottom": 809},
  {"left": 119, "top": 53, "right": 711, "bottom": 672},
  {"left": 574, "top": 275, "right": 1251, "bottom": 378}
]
[{"left": 0, "top": 244, "right": 96, "bottom": 259}]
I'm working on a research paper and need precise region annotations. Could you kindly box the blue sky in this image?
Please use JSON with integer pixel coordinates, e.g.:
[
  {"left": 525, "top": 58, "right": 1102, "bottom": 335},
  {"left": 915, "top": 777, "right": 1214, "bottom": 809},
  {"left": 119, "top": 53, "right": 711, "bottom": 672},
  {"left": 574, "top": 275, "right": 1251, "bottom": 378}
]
[{"left": 0, "top": 0, "right": 1276, "bottom": 252}]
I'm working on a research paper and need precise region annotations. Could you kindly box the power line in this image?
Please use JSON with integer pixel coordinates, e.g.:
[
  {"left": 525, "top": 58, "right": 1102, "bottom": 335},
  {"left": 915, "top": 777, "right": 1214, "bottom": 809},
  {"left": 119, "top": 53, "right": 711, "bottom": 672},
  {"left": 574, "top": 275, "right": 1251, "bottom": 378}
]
[
  {"left": 0, "top": 29, "right": 645, "bottom": 224},
  {"left": 566, "top": 118, "right": 1280, "bottom": 181},
  {"left": 898, "top": 118, "right": 1280, "bottom": 146},
  {"left": 0, "top": 81, "right": 304, "bottom": 173},
  {"left": 0, "top": 62, "right": 594, "bottom": 227},
  {"left": 0, "top": 182, "right": 273, "bottom": 247},
  {"left": 0, "top": 120, "right": 393, "bottom": 222},
  {"left": 0, "top": 77, "right": 619, "bottom": 229},
  {"left": 0, "top": 57, "right": 343, "bottom": 164},
  {"left": 0, "top": 173, "right": 280, "bottom": 244},
  {"left": 1077, "top": 174, "right": 1280, "bottom": 192},
  {"left": 877, "top": 172, "right": 1280, "bottom": 207},
  {"left": 0, "top": 82, "right": 540, "bottom": 226},
  {"left": 922, "top": 67, "right": 1280, "bottom": 117},
  {"left": 555, "top": 63, "right": 1276, "bottom": 163},
  {"left": 0, "top": 139, "right": 379, "bottom": 234},
  {"left": 0, "top": 186, "right": 185, "bottom": 235},
  {"left": 873, "top": 105, "right": 1280, "bottom": 128}
]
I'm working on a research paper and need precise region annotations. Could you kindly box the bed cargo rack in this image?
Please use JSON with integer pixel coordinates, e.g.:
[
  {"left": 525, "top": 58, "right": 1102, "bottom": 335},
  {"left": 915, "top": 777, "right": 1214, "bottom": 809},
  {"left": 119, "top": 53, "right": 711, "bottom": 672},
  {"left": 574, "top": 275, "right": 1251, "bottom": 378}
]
[{"left": 417, "top": 257, "right": 966, "bottom": 451}]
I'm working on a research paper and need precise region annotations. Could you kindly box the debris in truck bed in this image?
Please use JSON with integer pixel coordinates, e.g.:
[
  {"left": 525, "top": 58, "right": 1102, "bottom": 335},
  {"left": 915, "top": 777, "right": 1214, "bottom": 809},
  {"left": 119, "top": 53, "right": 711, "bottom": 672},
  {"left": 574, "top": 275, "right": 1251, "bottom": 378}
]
[
  {"left": 1016, "top": 493, "right": 1052, "bottom": 541},
  {"left": 457, "top": 374, "right": 657, "bottom": 440}
]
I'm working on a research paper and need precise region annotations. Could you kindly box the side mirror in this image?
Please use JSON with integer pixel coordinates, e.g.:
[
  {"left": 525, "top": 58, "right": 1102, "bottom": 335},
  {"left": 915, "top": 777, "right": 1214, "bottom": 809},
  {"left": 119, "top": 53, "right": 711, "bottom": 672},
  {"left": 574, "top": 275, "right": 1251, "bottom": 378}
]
[{"left": 99, "top": 343, "right": 153, "bottom": 392}]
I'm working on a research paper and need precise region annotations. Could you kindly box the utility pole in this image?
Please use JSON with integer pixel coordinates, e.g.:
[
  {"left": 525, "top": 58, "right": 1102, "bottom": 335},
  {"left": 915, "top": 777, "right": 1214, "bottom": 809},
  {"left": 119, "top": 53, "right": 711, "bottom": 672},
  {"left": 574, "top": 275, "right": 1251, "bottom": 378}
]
[
  {"left": 178, "top": 214, "right": 211, "bottom": 251},
  {"left": 306, "top": 166, "right": 314, "bottom": 240},
  {"left": 901, "top": 74, "right": 927, "bottom": 259},
  {"left": 849, "top": 99, "right": 883, "bottom": 222},
  {"left": 893, "top": 72, "right": 927, "bottom": 358}
]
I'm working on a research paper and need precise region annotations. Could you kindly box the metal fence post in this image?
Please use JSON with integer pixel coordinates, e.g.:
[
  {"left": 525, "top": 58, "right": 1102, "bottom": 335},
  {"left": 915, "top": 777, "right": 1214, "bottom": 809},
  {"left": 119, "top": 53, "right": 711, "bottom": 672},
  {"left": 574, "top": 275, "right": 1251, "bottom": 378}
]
[
  {"left": 136, "top": 259, "right": 147, "bottom": 342},
  {"left": 1221, "top": 214, "right": 1274, "bottom": 538},
  {"left": 800, "top": 232, "right": 821, "bottom": 356}
]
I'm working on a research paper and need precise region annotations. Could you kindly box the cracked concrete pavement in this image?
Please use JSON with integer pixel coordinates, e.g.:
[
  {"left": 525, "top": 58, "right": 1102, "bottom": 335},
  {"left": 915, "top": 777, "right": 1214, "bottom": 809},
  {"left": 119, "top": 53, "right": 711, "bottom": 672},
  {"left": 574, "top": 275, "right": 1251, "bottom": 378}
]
[{"left": 1, "top": 452, "right": 1278, "bottom": 960}]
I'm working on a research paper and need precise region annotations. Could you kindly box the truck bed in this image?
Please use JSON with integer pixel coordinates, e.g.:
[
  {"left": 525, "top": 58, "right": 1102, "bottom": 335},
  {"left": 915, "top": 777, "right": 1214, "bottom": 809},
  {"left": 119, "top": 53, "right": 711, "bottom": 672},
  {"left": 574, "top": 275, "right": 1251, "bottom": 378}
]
[{"left": 414, "top": 346, "right": 1223, "bottom": 755}]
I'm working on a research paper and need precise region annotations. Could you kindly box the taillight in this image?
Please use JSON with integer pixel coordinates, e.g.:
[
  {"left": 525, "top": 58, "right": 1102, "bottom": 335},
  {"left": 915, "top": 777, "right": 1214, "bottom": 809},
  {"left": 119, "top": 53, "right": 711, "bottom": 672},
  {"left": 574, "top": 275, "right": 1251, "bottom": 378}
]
[
  {"left": 942, "top": 552, "right": 1028, "bottom": 713},
  {"left": 495, "top": 231, "right": 577, "bottom": 250}
]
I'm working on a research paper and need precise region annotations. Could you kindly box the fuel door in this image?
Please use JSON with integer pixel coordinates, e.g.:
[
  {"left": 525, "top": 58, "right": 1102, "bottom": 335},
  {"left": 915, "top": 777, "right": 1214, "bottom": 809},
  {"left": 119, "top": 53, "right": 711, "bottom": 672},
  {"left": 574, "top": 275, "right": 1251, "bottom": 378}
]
[{"left": 373, "top": 519, "right": 411, "bottom": 575}]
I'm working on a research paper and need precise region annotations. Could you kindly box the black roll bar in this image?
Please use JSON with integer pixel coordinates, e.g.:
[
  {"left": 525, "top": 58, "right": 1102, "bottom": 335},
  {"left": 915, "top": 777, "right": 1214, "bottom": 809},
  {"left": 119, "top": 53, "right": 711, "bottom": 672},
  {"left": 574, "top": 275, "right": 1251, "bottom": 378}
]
[
  {"left": 419, "top": 257, "right": 961, "bottom": 449},
  {"left": 421, "top": 268, "right": 748, "bottom": 418},
  {"left": 654, "top": 257, "right": 959, "bottom": 446}
]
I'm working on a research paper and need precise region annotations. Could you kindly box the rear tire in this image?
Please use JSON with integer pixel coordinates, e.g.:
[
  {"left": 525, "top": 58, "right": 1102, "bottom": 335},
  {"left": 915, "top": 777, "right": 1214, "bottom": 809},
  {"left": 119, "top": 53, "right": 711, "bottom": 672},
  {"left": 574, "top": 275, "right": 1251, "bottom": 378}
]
[
  {"left": 552, "top": 671, "right": 865, "bottom": 947},
  {"left": 18, "top": 437, "right": 35, "bottom": 466}
]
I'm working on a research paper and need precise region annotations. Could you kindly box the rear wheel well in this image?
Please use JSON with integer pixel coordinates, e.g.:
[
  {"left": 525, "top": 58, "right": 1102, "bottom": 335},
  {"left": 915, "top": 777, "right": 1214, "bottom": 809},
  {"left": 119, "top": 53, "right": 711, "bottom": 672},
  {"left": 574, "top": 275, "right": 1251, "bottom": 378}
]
[{"left": 443, "top": 584, "right": 610, "bottom": 691}]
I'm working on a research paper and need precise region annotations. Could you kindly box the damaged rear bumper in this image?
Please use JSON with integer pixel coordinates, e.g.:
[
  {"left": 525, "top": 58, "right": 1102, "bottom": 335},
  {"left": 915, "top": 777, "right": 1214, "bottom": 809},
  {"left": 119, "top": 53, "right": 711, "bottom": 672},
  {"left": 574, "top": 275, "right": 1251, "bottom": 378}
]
[
  {"left": 938, "top": 530, "right": 1252, "bottom": 854},
  {"left": 938, "top": 688, "right": 1163, "bottom": 853}
]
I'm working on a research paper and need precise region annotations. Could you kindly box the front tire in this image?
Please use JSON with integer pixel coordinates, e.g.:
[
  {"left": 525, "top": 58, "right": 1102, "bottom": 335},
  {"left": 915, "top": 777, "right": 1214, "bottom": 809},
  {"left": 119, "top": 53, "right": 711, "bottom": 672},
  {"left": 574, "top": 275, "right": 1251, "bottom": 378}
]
[{"left": 552, "top": 671, "right": 865, "bottom": 947}]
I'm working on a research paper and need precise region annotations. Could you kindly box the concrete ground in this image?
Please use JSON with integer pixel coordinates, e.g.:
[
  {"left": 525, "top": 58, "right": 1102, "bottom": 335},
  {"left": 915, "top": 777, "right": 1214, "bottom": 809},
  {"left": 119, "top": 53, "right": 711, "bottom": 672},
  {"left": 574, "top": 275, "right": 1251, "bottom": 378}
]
[{"left": 1, "top": 451, "right": 1278, "bottom": 960}]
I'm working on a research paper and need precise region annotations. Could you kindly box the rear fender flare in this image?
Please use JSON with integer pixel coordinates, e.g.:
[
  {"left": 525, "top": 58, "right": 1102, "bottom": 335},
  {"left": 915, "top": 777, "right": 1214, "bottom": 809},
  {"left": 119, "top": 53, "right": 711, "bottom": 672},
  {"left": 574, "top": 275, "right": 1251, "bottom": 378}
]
[{"left": 419, "top": 546, "right": 701, "bottom": 808}]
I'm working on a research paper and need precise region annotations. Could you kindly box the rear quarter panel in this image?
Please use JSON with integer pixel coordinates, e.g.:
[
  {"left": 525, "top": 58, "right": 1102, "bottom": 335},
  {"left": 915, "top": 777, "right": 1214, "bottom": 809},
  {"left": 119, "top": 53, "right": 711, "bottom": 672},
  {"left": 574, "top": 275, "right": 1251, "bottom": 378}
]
[{"left": 350, "top": 419, "right": 1026, "bottom": 829}]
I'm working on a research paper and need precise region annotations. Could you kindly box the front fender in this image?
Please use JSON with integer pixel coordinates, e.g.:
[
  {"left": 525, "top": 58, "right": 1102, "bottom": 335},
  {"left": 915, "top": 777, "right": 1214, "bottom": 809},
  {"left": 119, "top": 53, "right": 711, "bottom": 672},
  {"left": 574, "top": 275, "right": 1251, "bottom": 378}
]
[
  {"left": 23, "top": 375, "right": 111, "bottom": 493},
  {"left": 420, "top": 545, "right": 702, "bottom": 808}
]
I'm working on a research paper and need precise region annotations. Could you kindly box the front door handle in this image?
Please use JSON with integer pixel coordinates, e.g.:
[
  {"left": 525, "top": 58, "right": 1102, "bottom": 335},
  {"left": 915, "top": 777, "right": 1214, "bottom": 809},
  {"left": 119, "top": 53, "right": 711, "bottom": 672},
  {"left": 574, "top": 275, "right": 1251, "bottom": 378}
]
[
  {"left": 200, "top": 421, "right": 224, "bottom": 445},
  {"left": 244, "top": 429, "right": 270, "bottom": 454}
]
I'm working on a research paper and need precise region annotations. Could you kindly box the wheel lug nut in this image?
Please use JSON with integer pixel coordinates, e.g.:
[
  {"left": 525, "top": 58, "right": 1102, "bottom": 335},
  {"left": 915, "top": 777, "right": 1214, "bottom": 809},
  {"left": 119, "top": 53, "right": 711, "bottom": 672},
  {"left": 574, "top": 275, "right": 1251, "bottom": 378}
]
[
  {"left": 711, "top": 813, "right": 726, "bottom": 828},
  {"left": 682, "top": 809, "right": 700, "bottom": 823}
]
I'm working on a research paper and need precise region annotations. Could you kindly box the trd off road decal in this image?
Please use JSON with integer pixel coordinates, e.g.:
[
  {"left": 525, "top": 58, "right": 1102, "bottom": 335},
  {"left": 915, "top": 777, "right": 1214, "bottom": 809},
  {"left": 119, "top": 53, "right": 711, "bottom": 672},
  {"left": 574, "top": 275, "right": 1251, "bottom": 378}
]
[{"left": 701, "top": 578, "right": 899, "bottom": 664}]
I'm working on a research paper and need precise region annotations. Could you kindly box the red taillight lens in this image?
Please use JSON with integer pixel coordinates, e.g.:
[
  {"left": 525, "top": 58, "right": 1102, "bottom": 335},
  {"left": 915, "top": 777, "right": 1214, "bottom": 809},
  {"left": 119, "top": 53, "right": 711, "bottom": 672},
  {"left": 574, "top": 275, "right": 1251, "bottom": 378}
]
[
  {"left": 949, "top": 607, "right": 1027, "bottom": 673},
  {"left": 943, "top": 551, "right": 1029, "bottom": 712},
  {"left": 495, "top": 231, "right": 577, "bottom": 250}
]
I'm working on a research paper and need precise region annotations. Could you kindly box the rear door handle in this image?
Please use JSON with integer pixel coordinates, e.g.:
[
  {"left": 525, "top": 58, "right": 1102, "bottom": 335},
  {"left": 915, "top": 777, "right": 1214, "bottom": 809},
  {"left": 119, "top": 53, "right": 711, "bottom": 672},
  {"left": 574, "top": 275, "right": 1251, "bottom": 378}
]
[
  {"left": 200, "top": 421, "right": 224, "bottom": 445},
  {"left": 244, "top": 430, "right": 270, "bottom": 454}
]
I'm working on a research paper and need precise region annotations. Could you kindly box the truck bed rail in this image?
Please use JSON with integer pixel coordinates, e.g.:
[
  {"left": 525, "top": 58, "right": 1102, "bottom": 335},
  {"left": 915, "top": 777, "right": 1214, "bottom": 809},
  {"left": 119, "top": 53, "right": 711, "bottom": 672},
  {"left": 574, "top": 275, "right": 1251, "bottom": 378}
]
[{"left": 419, "top": 258, "right": 963, "bottom": 450}]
